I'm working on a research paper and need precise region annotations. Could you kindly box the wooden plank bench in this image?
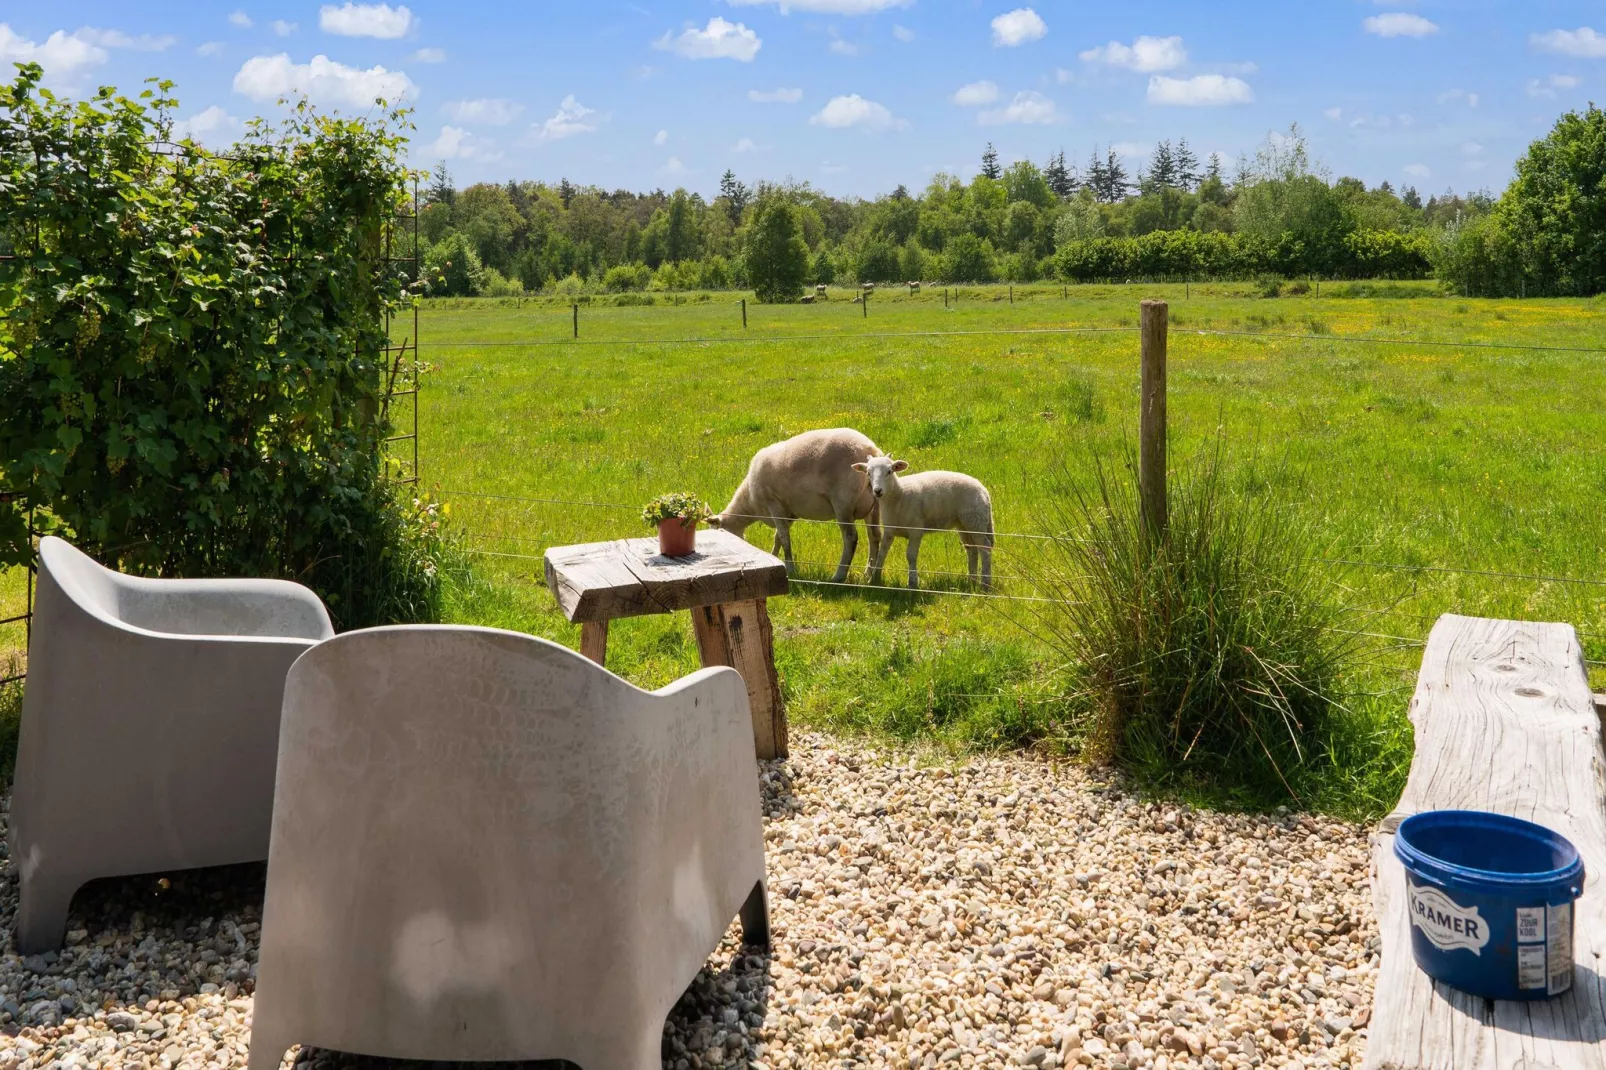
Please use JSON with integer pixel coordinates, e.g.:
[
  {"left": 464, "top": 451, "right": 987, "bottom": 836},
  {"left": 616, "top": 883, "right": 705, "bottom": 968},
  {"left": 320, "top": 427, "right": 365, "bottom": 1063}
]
[
  {"left": 543, "top": 529, "right": 792, "bottom": 760},
  {"left": 1366, "top": 614, "right": 1606, "bottom": 1070}
]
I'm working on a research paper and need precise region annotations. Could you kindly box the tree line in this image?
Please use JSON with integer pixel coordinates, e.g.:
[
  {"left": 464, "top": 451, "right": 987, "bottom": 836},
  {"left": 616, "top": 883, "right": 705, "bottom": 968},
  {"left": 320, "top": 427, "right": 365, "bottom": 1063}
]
[{"left": 418, "top": 109, "right": 1606, "bottom": 301}]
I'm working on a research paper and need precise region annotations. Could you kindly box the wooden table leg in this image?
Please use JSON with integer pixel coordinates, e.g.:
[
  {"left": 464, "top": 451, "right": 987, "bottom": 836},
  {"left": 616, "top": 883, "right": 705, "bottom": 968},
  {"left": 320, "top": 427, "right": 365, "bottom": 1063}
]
[
  {"left": 690, "top": 599, "right": 788, "bottom": 760},
  {"left": 580, "top": 620, "right": 608, "bottom": 666}
]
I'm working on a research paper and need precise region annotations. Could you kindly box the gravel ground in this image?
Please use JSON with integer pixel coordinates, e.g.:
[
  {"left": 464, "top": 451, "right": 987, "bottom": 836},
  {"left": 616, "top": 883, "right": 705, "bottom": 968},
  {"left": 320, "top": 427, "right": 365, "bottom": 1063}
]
[{"left": 0, "top": 732, "right": 1376, "bottom": 1070}]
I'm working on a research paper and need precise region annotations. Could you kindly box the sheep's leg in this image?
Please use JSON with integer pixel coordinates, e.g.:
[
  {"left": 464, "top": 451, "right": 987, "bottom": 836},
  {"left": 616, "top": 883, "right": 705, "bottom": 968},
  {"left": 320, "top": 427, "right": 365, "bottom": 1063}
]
[
  {"left": 966, "top": 542, "right": 980, "bottom": 585},
  {"left": 981, "top": 545, "right": 993, "bottom": 591},
  {"left": 867, "top": 532, "right": 891, "bottom": 585},
  {"left": 773, "top": 518, "right": 796, "bottom": 573},
  {"left": 831, "top": 518, "right": 858, "bottom": 584},
  {"left": 905, "top": 533, "right": 924, "bottom": 590},
  {"left": 866, "top": 501, "right": 883, "bottom": 574}
]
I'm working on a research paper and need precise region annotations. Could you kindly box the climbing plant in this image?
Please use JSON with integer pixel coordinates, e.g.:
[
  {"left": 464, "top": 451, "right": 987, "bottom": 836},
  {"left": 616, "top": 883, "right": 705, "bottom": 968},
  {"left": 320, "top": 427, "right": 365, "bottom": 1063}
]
[{"left": 0, "top": 64, "right": 444, "bottom": 627}]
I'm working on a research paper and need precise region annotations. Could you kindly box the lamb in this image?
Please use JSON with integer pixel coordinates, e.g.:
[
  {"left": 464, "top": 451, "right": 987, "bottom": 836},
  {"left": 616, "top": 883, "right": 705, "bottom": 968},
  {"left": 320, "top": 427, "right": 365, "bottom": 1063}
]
[
  {"left": 709, "top": 428, "right": 883, "bottom": 583},
  {"left": 852, "top": 455, "right": 993, "bottom": 590}
]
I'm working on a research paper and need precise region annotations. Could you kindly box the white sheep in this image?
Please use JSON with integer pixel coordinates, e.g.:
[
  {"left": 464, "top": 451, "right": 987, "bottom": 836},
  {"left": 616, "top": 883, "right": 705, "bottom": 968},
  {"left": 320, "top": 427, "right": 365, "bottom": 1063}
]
[
  {"left": 852, "top": 455, "right": 993, "bottom": 590},
  {"left": 709, "top": 428, "right": 882, "bottom": 583}
]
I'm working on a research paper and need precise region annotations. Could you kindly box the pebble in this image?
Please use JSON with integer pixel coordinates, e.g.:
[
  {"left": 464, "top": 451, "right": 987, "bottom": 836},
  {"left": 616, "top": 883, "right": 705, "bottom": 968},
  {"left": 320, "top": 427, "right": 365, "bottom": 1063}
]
[{"left": 0, "top": 732, "right": 1377, "bottom": 1068}]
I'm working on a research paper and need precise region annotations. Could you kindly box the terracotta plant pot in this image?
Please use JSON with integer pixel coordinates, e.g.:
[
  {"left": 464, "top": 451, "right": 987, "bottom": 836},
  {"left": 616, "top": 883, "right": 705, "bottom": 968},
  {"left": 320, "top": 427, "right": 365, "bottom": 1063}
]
[{"left": 657, "top": 517, "right": 698, "bottom": 557}]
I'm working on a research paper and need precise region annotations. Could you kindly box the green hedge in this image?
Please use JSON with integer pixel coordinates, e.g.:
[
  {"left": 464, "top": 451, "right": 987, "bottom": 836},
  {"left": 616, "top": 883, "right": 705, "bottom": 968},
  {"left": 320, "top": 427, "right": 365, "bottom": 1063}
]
[
  {"left": 0, "top": 67, "right": 445, "bottom": 627},
  {"left": 1054, "top": 228, "right": 1434, "bottom": 283}
]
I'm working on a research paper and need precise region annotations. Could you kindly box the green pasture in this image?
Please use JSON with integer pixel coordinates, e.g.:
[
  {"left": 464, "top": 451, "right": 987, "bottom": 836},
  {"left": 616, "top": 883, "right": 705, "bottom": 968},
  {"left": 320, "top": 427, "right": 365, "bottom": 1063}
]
[{"left": 402, "top": 280, "right": 1606, "bottom": 816}]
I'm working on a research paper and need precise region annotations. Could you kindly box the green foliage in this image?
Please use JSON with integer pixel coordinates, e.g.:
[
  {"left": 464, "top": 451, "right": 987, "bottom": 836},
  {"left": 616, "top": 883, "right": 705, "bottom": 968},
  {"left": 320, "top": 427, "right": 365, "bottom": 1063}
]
[
  {"left": 425, "top": 231, "right": 485, "bottom": 296},
  {"left": 0, "top": 65, "right": 439, "bottom": 627},
  {"left": 641, "top": 492, "right": 711, "bottom": 526},
  {"left": 941, "top": 233, "right": 997, "bottom": 282},
  {"left": 1054, "top": 228, "right": 1432, "bottom": 282},
  {"left": 602, "top": 262, "right": 652, "bottom": 292},
  {"left": 1026, "top": 443, "right": 1375, "bottom": 806},
  {"left": 745, "top": 196, "right": 809, "bottom": 303},
  {"left": 1436, "top": 106, "right": 1606, "bottom": 297}
]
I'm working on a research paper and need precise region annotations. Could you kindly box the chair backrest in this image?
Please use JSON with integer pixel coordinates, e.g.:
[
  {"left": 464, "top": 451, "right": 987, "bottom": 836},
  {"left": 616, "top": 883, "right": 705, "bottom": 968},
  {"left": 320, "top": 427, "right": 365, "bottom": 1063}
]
[
  {"left": 38, "top": 536, "right": 123, "bottom": 623},
  {"left": 261, "top": 625, "right": 759, "bottom": 1023}
]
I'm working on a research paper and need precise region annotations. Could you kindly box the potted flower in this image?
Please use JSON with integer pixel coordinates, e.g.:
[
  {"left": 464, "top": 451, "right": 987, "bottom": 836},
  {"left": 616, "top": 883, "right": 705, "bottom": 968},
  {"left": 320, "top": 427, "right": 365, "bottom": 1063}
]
[{"left": 642, "top": 492, "right": 712, "bottom": 557}]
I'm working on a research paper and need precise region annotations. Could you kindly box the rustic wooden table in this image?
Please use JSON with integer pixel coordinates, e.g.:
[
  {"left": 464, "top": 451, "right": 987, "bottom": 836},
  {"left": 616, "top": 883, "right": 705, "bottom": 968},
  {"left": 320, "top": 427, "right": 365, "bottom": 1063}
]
[{"left": 543, "top": 528, "right": 791, "bottom": 759}]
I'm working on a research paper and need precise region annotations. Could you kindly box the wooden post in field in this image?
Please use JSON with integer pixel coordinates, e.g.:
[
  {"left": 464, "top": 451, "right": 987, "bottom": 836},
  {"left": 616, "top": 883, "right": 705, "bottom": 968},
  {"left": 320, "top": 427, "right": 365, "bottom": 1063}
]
[
  {"left": 862, "top": 292, "right": 868, "bottom": 318},
  {"left": 944, "top": 288, "right": 949, "bottom": 308},
  {"left": 741, "top": 298, "right": 747, "bottom": 328},
  {"left": 1009, "top": 285, "right": 1014, "bottom": 305},
  {"left": 572, "top": 303, "right": 578, "bottom": 339},
  {"left": 1140, "top": 299, "right": 1168, "bottom": 540}
]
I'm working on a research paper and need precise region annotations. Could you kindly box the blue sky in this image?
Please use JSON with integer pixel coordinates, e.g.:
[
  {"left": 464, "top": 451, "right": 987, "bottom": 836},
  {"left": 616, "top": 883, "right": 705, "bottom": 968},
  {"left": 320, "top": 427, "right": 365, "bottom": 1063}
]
[{"left": 4, "top": 2, "right": 1603, "bottom": 199}]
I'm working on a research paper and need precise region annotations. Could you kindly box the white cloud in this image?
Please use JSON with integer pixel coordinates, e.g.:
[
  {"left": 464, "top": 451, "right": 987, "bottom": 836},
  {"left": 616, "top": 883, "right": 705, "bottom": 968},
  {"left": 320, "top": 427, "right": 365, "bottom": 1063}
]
[
  {"left": 0, "top": 24, "right": 108, "bottom": 84},
  {"left": 1079, "top": 35, "right": 1186, "bottom": 72},
  {"left": 1218, "top": 60, "right": 1258, "bottom": 75},
  {"left": 1436, "top": 88, "right": 1479, "bottom": 107},
  {"left": 531, "top": 94, "right": 601, "bottom": 141},
  {"left": 232, "top": 53, "right": 417, "bottom": 107},
  {"left": 198, "top": 41, "right": 224, "bottom": 56},
  {"left": 1532, "top": 28, "right": 1606, "bottom": 58},
  {"left": 733, "top": 137, "right": 761, "bottom": 153},
  {"left": 978, "top": 89, "right": 1059, "bottom": 125},
  {"left": 749, "top": 86, "right": 802, "bottom": 103},
  {"left": 655, "top": 17, "right": 761, "bottom": 61},
  {"left": 411, "top": 46, "right": 444, "bottom": 62},
  {"left": 1527, "top": 78, "right": 1556, "bottom": 98},
  {"left": 810, "top": 93, "right": 904, "bottom": 131},
  {"left": 829, "top": 37, "right": 859, "bottom": 56},
  {"left": 1147, "top": 74, "right": 1253, "bottom": 106},
  {"left": 1553, "top": 74, "right": 1582, "bottom": 87},
  {"left": 1364, "top": 14, "right": 1438, "bottom": 38},
  {"left": 725, "top": 0, "right": 911, "bottom": 13},
  {"left": 991, "top": 8, "right": 1046, "bottom": 47},
  {"left": 444, "top": 97, "right": 522, "bottom": 125},
  {"left": 75, "top": 28, "right": 177, "bottom": 51},
  {"left": 230, "top": 11, "right": 254, "bottom": 29},
  {"left": 654, "top": 128, "right": 669, "bottom": 146},
  {"left": 271, "top": 20, "right": 298, "bottom": 36},
  {"left": 661, "top": 156, "right": 686, "bottom": 175},
  {"left": 1323, "top": 106, "right": 1342, "bottom": 120},
  {"left": 1055, "top": 66, "right": 1073, "bottom": 84},
  {"left": 952, "top": 80, "right": 1000, "bottom": 106},
  {"left": 1403, "top": 163, "right": 1431, "bottom": 178},
  {"left": 172, "top": 105, "right": 243, "bottom": 145},
  {"left": 1462, "top": 141, "right": 1484, "bottom": 155},
  {"left": 892, "top": 24, "right": 914, "bottom": 42},
  {"left": 426, "top": 125, "right": 500, "bottom": 161},
  {"left": 320, "top": 3, "right": 415, "bottom": 39}
]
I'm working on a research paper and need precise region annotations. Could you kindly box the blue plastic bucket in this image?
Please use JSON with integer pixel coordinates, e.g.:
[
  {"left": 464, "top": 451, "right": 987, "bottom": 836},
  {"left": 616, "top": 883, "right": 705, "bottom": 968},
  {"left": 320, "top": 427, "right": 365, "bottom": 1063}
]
[{"left": 1395, "top": 810, "right": 1584, "bottom": 1000}]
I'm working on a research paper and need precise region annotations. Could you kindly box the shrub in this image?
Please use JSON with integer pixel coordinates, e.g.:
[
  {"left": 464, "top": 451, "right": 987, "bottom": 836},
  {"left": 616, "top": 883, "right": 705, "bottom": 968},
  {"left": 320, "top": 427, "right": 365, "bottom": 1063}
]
[
  {"left": 425, "top": 231, "right": 485, "bottom": 296},
  {"left": 745, "top": 196, "right": 809, "bottom": 303},
  {"left": 602, "top": 262, "right": 651, "bottom": 292},
  {"left": 1024, "top": 442, "right": 1371, "bottom": 805},
  {"left": 1254, "top": 274, "right": 1283, "bottom": 298},
  {"left": 941, "top": 234, "right": 997, "bottom": 282},
  {"left": 0, "top": 65, "right": 441, "bottom": 628},
  {"left": 480, "top": 267, "right": 525, "bottom": 298}
]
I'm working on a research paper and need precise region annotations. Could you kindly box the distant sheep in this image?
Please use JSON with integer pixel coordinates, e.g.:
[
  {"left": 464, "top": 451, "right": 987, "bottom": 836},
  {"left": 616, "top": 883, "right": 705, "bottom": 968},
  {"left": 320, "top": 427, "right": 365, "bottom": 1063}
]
[
  {"left": 800, "top": 294, "right": 815, "bottom": 304},
  {"left": 816, "top": 284, "right": 828, "bottom": 295},
  {"left": 710, "top": 429, "right": 883, "bottom": 583},
  {"left": 861, "top": 282, "right": 876, "bottom": 292},
  {"left": 907, "top": 281, "right": 921, "bottom": 294},
  {"left": 852, "top": 455, "right": 993, "bottom": 590}
]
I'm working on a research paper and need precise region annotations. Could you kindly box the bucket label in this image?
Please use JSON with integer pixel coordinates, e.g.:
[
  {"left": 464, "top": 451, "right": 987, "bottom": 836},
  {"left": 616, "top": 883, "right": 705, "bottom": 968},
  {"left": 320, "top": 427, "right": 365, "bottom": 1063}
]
[
  {"left": 1519, "top": 944, "right": 1547, "bottom": 989},
  {"left": 1548, "top": 901, "right": 1573, "bottom": 996},
  {"left": 1408, "top": 883, "right": 1489, "bottom": 955},
  {"left": 1517, "top": 907, "right": 1545, "bottom": 944}
]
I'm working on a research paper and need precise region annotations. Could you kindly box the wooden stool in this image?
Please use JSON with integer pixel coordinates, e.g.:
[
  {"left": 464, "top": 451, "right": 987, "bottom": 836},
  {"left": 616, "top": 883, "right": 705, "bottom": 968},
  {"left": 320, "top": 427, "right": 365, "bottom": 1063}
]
[{"left": 543, "top": 529, "right": 790, "bottom": 759}]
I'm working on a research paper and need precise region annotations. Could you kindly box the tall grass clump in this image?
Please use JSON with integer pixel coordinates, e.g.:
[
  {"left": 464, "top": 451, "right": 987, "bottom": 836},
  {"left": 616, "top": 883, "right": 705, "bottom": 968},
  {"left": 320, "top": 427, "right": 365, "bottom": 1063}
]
[
  {"left": 1026, "top": 441, "right": 1377, "bottom": 807},
  {"left": 0, "top": 652, "right": 22, "bottom": 788}
]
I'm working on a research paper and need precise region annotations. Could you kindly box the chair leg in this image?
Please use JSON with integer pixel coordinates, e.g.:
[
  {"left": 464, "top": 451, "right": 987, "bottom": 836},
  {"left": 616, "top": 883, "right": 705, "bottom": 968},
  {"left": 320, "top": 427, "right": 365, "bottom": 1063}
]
[
  {"left": 739, "top": 880, "right": 770, "bottom": 949},
  {"left": 15, "top": 869, "right": 81, "bottom": 955},
  {"left": 244, "top": 1025, "right": 294, "bottom": 1070}
]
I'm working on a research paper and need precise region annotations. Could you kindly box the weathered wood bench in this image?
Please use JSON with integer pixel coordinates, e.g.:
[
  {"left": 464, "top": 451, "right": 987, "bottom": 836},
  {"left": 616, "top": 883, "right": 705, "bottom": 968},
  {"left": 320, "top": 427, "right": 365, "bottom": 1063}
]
[{"left": 1366, "top": 614, "right": 1606, "bottom": 1070}]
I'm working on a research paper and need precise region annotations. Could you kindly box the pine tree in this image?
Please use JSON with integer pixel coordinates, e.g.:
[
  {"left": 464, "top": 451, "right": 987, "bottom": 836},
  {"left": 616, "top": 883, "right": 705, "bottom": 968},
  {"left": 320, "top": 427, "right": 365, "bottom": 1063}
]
[
  {"left": 1104, "top": 147, "right": 1131, "bottom": 202},
  {"left": 1204, "top": 152, "right": 1225, "bottom": 186},
  {"left": 980, "top": 142, "right": 1002, "bottom": 180},
  {"left": 1175, "top": 137, "right": 1200, "bottom": 190},
  {"left": 1086, "top": 149, "right": 1110, "bottom": 203},
  {"left": 558, "top": 177, "right": 576, "bottom": 209},
  {"left": 1402, "top": 185, "right": 1423, "bottom": 210},
  {"left": 426, "top": 163, "right": 455, "bottom": 207},
  {"left": 1045, "top": 150, "right": 1075, "bottom": 198},
  {"left": 719, "top": 169, "right": 751, "bottom": 225},
  {"left": 1146, "top": 140, "right": 1177, "bottom": 190}
]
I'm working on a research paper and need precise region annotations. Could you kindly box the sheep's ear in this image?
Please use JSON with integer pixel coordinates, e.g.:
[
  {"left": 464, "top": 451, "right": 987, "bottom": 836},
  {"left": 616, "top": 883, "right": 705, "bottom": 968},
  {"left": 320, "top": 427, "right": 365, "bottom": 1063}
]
[
  {"left": 851, "top": 462, "right": 867, "bottom": 472},
  {"left": 891, "top": 459, "right": 909, "bottom": 472}
]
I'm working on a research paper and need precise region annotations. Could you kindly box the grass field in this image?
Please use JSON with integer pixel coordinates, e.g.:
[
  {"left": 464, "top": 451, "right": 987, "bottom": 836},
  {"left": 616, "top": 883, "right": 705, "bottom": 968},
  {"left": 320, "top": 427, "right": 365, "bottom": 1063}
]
[
  {"left": 5, "top": 278, "right": 1604, "bottom": 816},
  {"left": 396, "top": 279, "right": 1606, "bottom": 817}
]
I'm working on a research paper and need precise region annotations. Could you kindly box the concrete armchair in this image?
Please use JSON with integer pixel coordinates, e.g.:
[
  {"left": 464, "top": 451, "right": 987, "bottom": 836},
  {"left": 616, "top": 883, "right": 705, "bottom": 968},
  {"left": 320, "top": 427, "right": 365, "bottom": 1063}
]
[
  {"left": 247, "top": 625, "right": 769, "bottom": 1070},
  {"left": 11, "top": 536, "right": 334, "bottom": 953}
]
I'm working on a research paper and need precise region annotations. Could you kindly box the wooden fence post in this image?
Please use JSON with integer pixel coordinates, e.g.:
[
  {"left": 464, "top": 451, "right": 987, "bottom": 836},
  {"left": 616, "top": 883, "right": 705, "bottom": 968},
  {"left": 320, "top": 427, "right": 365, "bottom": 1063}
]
[
  {"left": 1140, "top": 299, "right": 1168, "bottom": 540},
  {"left": 742, "top": 298, "right": 747, "bottom": 328},
  {"left": 572, "top": 303, "right": 578, "bottom": 339},
  {"left": 862, "top": 293, "right": 868, "bottom": 319}
]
